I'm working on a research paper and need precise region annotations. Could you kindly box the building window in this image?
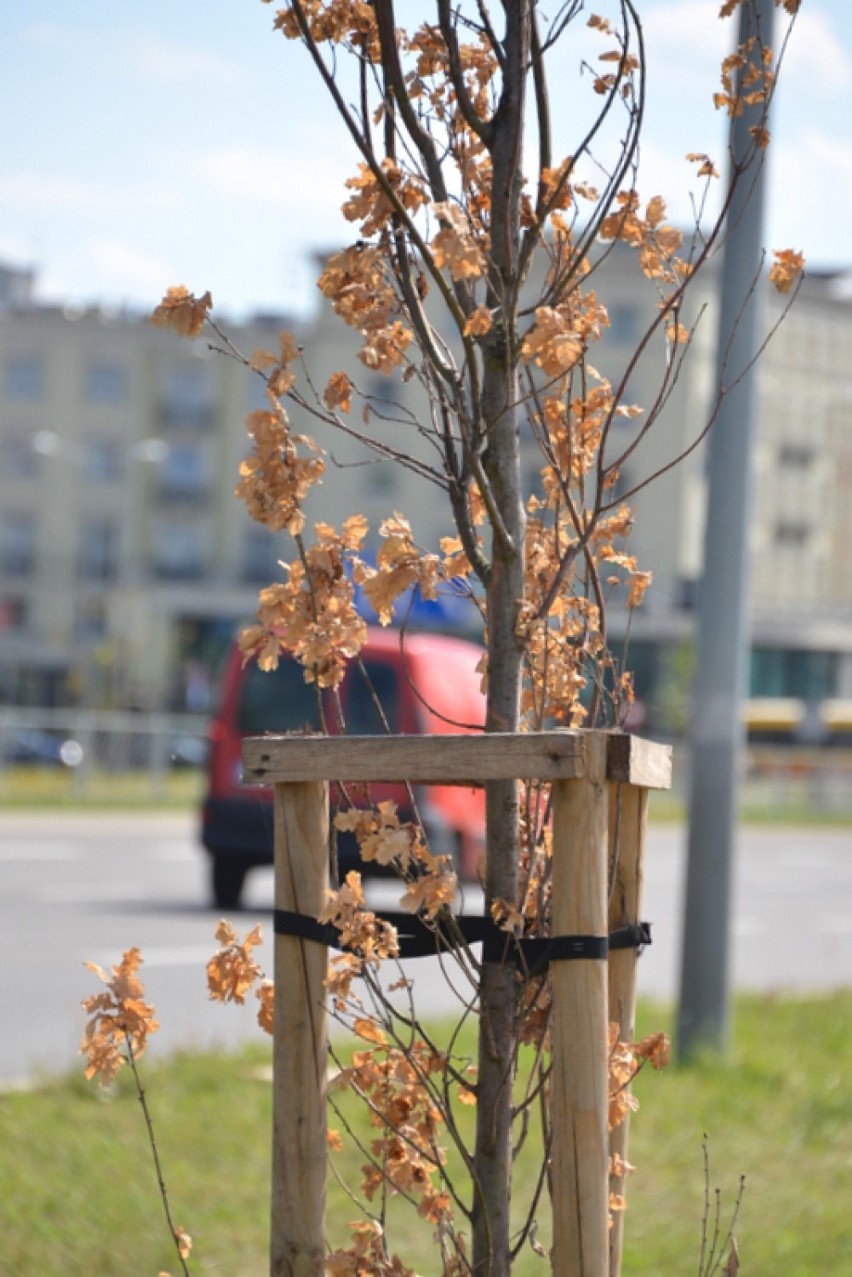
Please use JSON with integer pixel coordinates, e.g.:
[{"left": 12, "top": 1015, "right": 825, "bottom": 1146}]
[
  {"left": 366, "top": 373, "right": 405, "bottom": 412},
  {"left": 1, "top": 430, "right": 39, "bottom": 479},
  {"left": 152, "top": 520, "right": 207, "bottom": 580},
  {"left": 0, "top": 512, "right": 35, "bottom": 576},
  {"left": 777, "top": 443, "right": 814, "bottom": 469},
  {"left": 76, "top": 598, "right": 108, "bottom": 642},
  {"left": 523, "top": 457, "right": 544, "bottom": 504},
  {"left": 79, "top": 518, "right": 119, "bottom": 582},
  {"left": 362, "top": 463, "right": 398, "bottom": 497},
  {"left": 242, "top": 527, "right": 283, "bottom": 583},
  {"left": 774, "top": 521, "right": 810, "bottom": 547},
  {"left": 749, "top": 647, "right": 838, "bottom": 700},
  {"left": 85, "top": 361, "right": 129, "bottom": 404},
  {"left": 677, "top": 576, "right": 701, "bottom": 611},
  {"left": 4, "top": 355, "right": 43, "bottom": 401},
  {"left": 607, "top": 304, "right": 639, "bottom": 346},
  {"left": 0, "top": 596, "right": 28, "bottom": 634},
  {"left": 160, "top": 363, "right": 214, "bottom": 429},
  {"left": 84, "top": 438, "right": 125, "bottom": 483},
  {"left": 158, "top": 443, "right": 209, "bottom": 501},
  {"left": 606, "top": 465, "right": 634, "bottom": 504}
]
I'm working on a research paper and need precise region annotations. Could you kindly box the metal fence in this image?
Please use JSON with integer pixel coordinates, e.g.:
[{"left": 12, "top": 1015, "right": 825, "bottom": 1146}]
[
  {"left": 662, "top": 743, "right": 852, "bottom": 818},
  {"left": 0, "top": 707, "right": 209, "bottom": 796},
  {"left": 2, "top": 708, "right": 851, "bottom": 816}
]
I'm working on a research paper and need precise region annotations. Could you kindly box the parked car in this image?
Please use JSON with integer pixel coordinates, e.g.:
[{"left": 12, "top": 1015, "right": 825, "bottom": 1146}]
[
  {"left": 201, "top": 628, "right": 487, "bottom": 908},
  {"left": 168, "top": 733, "right": 208, "bottom": 769},
  {"left": 2, "top": 727, "right": 82, "bottom": 768}
]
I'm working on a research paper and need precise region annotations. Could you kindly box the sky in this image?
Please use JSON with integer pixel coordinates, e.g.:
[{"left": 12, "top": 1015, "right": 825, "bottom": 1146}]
[{"left": 1, "top": 1, "right": 850, "bottom": 322}]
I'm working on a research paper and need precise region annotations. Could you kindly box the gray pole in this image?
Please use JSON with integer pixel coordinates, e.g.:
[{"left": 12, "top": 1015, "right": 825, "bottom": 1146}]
[{"left": 676, "top": 0, "right": 776, "bottom": 1059}]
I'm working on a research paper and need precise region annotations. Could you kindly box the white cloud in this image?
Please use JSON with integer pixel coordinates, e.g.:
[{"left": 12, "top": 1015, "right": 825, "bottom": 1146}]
[
  {"left": 0, "top": 232, "right": 34, "bottom": 265},
  {"left": 635, "top": 121, "right": 852, "bottom": 270},
  {"left": 642, "top": 2, "right": 851, "bottom": 96},
  {"left": 631, "top": 136, "right": 724, "bottom": 226},
  {"left": 85, "top": 241, "right": 175, "bottom": 292},
  {"left": 768, "top": 127, "right": 852, "bottom": 264},
  {"left": 0, "top": 172, "right": 176, "bottom": 214},
  {"left": 780, "top": 7, "right": 852, "bottom": 93},
  {"left": 193, "top": 142, "right": 353, "bottom": 231},
  {"left": 133, "top": 33, "right": 244, "bottom": 85},
  {"left": 0, "top": 174, "right": 115, "bottom": 213},
  {"left": 21, "top": 22, "right": 244, "bottom": 86},
  {"left": 21, "top": 22, "right": 67, "bottom": 45},
  {"left": 641, "top": 2, "right": 727, "bottom": 87},
  {"left": 36, "top": 240, "right": 176, "bottom": 310}
]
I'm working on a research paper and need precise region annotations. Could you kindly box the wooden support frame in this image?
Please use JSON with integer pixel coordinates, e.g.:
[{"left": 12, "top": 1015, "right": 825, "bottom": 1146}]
[
  {"left": 270, "top": 781, "right": 329, "bottom": 1276},
  {"left": 249, "top": 730, "right": 672, "bottom": 1277},
  {"left": 244, "top": 728, "right": 672, "bottom": 790},
  {"left": 607, "top": 782, "right": 650, "bottom": 1276},
  {"left": 551, "top": 733, "right": 611, "bottom": 1272}
]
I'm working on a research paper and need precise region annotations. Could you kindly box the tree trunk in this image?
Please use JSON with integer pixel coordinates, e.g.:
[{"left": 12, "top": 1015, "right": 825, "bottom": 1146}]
[
  {"left": 471, "top": 7, "right": 530, "bottom": 1273},
  {"left": 472, "top": 398, "right": 525, "bottom": 1277}
]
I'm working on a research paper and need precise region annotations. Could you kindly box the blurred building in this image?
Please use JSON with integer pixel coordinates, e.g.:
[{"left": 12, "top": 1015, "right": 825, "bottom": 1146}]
[
  {"left": 576, "top": 252, "right": 852, "bottom": 724},
  {"left": 1, "top": 252, "right": 851, "bottom": 725},
  {"left": 292, "top": 245, "right": 852, "bottom": 732},
  {"left": 0, "top": 263, "right": 292, "bottom": 709}
]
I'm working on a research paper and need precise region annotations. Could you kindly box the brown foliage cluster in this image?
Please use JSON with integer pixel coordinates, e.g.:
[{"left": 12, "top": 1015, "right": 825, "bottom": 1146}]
[
  {"left": 80, "top": 948, "right": 159, "bottom": 1085},
  {"left": 134, "top": 0, "right": 804, "bottom": 1267},
  {"left": 148, "top": 0, "right": 804, "bottom": 725}
]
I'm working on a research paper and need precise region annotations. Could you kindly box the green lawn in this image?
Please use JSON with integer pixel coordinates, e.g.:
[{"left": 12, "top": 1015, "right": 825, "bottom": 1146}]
[
  {"left": 646, "top": 788, "right": 852, "bottom": 826},
  {"left": 1, "top": 764, "right": 851, "bottom": 826},
  {"left": 1, "top": 992, "right": 850, "bottom": 1275},
  {"left": 0, "top": 765, "right": 204, "bottom": 809}
]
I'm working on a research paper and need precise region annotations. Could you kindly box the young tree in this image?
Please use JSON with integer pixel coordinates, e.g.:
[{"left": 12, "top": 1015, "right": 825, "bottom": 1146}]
[{"left": 152, "top": 1, "right": 802, "bottom": 1272}]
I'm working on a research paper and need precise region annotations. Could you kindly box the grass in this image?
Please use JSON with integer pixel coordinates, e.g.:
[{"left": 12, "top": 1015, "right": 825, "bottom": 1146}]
[
  {"left": 1, "top": 765, "right": 850, "bottom": 826},
  {"left": 1, "top": 992, "right": 850, "bottom": 1275},
  {"left": 0, "top": 765, "right": 204, "bottom": 809},
  {"left": 646, "top": 788, "right": 852, "bottom": 826},
  {"left": 623, "top": 994, "right": 852, "bottom": 1274}
]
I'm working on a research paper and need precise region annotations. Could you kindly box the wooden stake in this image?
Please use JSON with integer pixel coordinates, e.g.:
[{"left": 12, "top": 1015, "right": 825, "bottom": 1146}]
[
  {"left": 238, "top": 731, "right": 673, "bottom": 1273},
  {"left": 551, "top": 733, "right": 610, "bottom": 1276},
  {"left": 270, "top": 781, "right": 329, "bottom": 1277},
  {"left": 606, "top": 783, "right": 649, "bottom": 1277}
]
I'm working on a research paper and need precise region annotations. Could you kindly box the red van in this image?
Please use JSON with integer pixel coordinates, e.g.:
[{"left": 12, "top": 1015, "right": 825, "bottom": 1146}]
[{"left": 201, "top": 628, "right": 487, "bottom": 908}]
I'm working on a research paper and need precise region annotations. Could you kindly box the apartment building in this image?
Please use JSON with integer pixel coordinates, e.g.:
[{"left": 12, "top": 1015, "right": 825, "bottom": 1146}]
[
  {"left": 0, "top": 263, "right": 292, "bottom": 709},
  {"left": 1, "top": 252, "right": 851, "bottom": 718},
  {"left": 289, "top": 244, "right": 852, "bottom": 718}
]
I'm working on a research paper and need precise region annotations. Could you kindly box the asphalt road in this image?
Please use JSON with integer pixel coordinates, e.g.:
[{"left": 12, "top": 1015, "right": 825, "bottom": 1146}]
[{"left": 1, "top": 811, "right": 850, "bottom": 1087}]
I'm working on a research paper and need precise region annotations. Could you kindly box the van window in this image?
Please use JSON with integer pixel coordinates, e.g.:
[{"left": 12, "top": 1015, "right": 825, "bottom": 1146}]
[
  {"left": 346, "top": 660, "right": 400, "bottom": 734},
  {"left": 238, "top": 659, "right": 322, "bottom": 734}
]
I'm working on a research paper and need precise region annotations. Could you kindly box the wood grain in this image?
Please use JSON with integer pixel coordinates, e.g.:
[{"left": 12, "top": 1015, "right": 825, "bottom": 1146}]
[
  {"left": 551, "top": 734, "right": 610, "bottom": 1276},
  {"left": 243, "top": 730, "right": 588, "bottom": 785},
  {"left": 270, "top": 781, "right": 329, "bottom": 1277},
  {"left": 606, "top": 783, "right": 649, "bottom": 1275}
]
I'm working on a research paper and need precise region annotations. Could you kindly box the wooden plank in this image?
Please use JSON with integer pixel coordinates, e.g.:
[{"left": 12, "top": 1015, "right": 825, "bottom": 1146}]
[
  {"left": 606, "top": 733, "right": 672, "bottom": 790},
  {"left": 243, "top": 730, "right": 588, "bottom": 785},
  {"left": 270, "top": 781, "right": 329, "bottom": 1277},
  {"left": 551, "top": 734, "right": 610, "bottom": 1276},
  {"left": 607, "top": 783, "right": 649, "bottom": 1277}
]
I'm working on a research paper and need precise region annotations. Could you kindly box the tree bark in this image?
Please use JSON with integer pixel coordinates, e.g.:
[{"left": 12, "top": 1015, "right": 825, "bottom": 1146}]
[{"left": 471, "top": 6, "right": 531, "bottom": 1273}]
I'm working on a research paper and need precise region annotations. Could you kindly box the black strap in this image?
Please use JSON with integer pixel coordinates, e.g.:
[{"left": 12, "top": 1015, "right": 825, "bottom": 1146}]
[
  {"left": 274, "top": 909, "right": 651, "bottom": 971},
  {"left": 609, "top": 921, "right": 652, "bottom": 951},
  {"left": 273, "top": 911, "right": 342, "bottom": 948}
]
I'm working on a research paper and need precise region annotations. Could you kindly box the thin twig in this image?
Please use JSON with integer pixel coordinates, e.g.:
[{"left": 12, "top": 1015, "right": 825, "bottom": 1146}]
[{"left": 125, "top": 1041, "right": 192, "bottom": 1277}]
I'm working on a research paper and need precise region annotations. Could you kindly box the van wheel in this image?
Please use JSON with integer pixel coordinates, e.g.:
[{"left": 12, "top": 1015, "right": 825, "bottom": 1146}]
[{"left": 211, "top": 858, "right": 247, "bottom": 911}]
